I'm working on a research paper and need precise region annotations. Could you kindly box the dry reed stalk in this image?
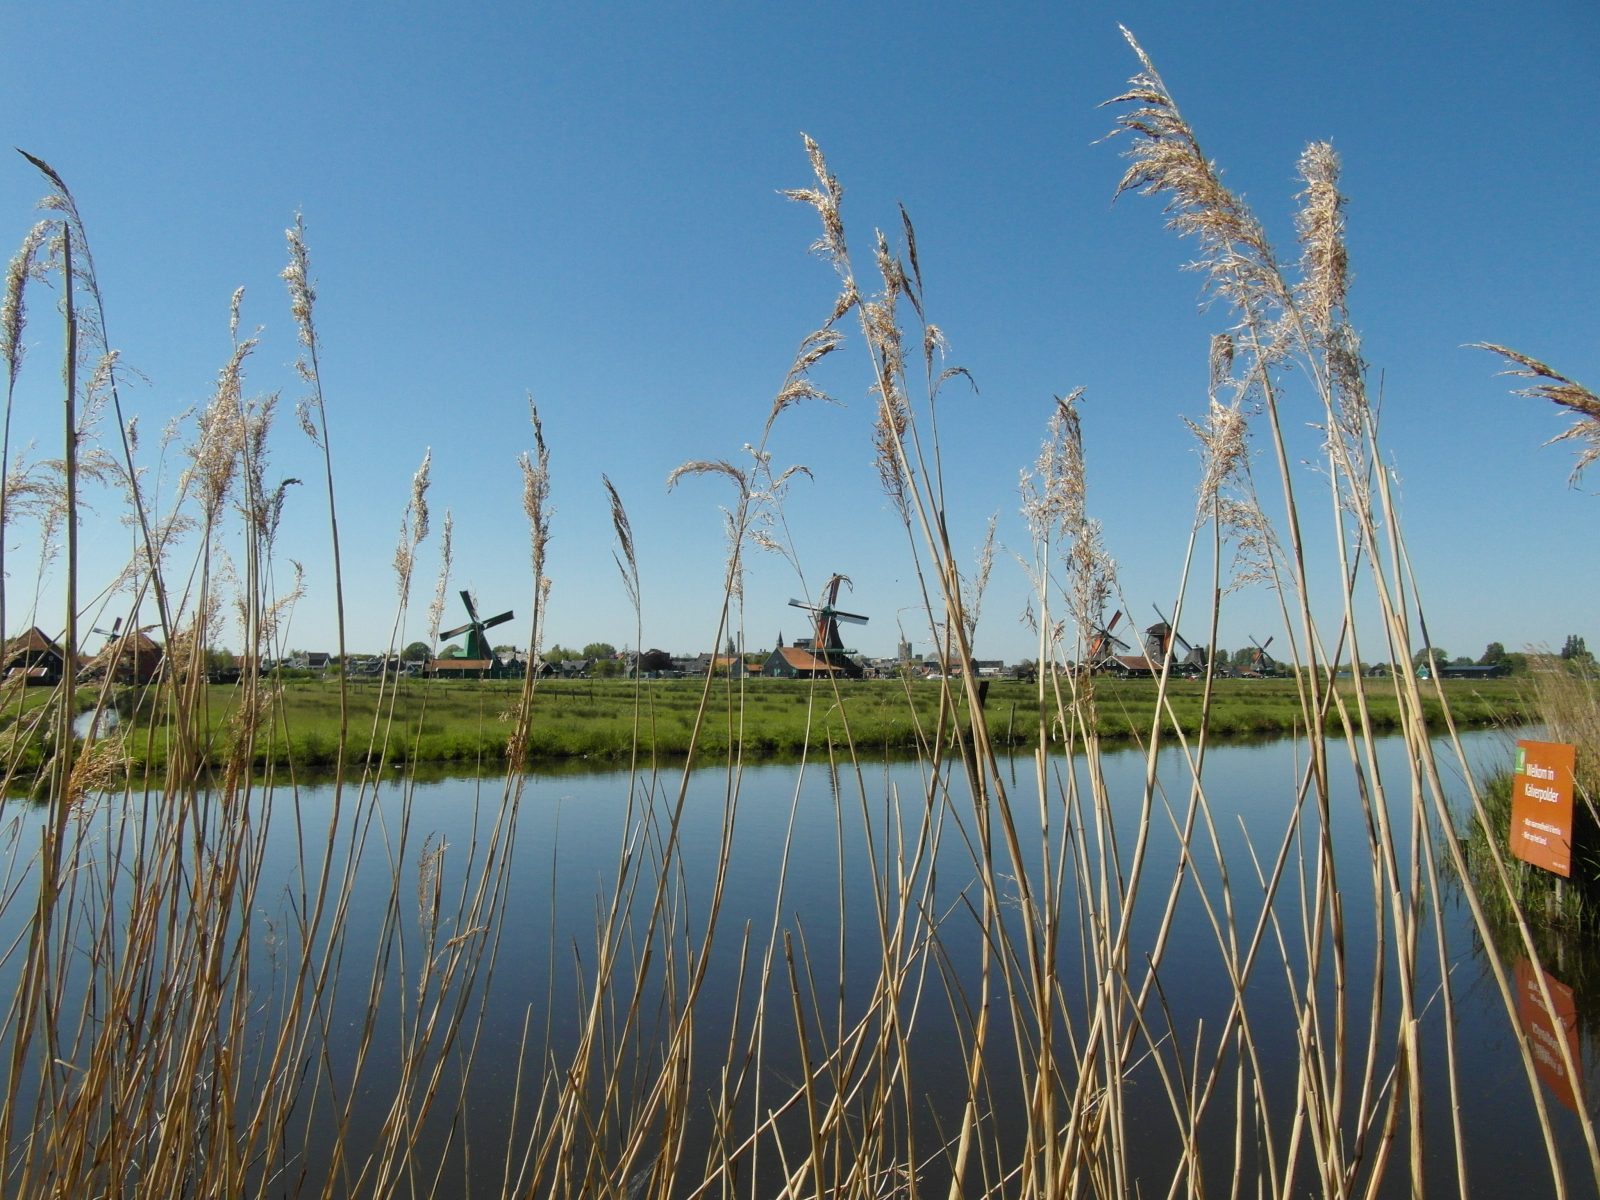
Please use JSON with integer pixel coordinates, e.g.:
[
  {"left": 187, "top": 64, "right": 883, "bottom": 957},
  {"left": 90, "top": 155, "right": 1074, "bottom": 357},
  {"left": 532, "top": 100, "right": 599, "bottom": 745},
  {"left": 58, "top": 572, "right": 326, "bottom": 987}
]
[{"left": 283, "top": 214, "right": 348, "bottom": 766}]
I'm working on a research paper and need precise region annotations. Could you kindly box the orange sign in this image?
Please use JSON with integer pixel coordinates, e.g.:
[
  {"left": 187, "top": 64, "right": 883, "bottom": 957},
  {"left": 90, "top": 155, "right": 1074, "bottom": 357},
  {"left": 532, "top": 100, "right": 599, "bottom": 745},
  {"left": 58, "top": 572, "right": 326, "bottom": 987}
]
[
  {"left": 1509, "top": 740, "right": 1576, "bottom": 877},
  {"left": 1515, "top": 957, "right": 1583, "bottom": 1113}
]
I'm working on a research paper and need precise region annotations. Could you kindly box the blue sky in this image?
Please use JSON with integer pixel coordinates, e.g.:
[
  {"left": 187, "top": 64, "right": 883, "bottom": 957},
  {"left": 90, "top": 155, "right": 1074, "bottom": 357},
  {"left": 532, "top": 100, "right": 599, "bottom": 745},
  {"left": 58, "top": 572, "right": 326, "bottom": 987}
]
[{"left": 2, "top": 2, "right": 1595, "bottom": 665}]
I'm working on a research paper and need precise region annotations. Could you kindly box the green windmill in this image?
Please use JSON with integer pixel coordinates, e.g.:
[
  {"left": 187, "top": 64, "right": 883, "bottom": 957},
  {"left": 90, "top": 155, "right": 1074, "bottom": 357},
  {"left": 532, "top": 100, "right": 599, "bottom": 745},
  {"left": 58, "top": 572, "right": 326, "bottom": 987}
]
[{"left": 439, "top": 590, "right": 516, "bottom": 672}]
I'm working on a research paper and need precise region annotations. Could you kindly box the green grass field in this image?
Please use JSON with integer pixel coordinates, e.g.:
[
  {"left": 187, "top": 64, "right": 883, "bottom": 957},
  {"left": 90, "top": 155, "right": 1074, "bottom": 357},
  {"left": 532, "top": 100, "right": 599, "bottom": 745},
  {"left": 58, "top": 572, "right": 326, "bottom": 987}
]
[{"left": 67, "top": 672, "right": 1530, "bottom": 775}]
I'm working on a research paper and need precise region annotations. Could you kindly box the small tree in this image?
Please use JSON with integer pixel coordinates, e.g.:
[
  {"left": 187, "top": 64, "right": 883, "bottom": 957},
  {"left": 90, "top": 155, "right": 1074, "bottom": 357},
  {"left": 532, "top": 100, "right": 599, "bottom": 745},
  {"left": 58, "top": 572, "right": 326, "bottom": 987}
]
[
  {"left": 1561, "top": 634, "right": 1592, "bottom": 662},
  {"left": 402, "top": 641, "right": 431, "bottom": 662},
  {"left": 1479, "top": 641, "right": 1506, "bottom": 666}
]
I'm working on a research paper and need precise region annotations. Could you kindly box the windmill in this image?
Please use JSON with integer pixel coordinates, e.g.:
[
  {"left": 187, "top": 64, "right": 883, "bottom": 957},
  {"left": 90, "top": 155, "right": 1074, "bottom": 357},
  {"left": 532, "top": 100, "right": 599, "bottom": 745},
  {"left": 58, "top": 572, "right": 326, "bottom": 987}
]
[
  {"left": 438, "top": 591, "right": 515, "bottom": 666},
  {"left": 1247, "top": 635, "right": 1277, "bottom": 677},
  {"left": 1084, "top": 610, "right": 1129, "bottom": 669},
  {"left": 788, "top": 573, "right": 868, "bottom": 678},
  {"left": 1150, "top": 606, "right": 1207, "bottom": 676},
  {"left": 88, "top": 616, "right": 165, "bottom": 685}
]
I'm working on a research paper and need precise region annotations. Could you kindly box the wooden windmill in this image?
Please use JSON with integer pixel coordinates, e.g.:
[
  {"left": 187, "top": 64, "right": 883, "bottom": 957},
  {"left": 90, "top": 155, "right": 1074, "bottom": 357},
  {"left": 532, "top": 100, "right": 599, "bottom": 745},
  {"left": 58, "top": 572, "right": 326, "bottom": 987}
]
[
  {"left": 1247, "top": 635, "right": 1277, "bottom": 677},
  {"left": 1085, "top": 610, "right": 1130, "bottom": 669},
  {"left": 1149, "top": 605, "right": 1207, "bottom": 676},
  {"left": 88, "top": 615, "right": 165, "bottom": 685},
  {"left": 788, "top": 573, "right": 868, "bottom": 678},
  {"left": 438, "top": 590, "right": 515, "bottom": 669}
]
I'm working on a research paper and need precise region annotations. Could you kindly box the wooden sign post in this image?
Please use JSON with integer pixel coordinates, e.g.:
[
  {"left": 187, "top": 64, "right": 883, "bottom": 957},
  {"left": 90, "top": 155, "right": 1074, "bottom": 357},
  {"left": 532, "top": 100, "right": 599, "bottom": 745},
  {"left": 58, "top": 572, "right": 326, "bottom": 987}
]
[{"left": 1509, "top": 740, "right": 1577, "bottom": 877}]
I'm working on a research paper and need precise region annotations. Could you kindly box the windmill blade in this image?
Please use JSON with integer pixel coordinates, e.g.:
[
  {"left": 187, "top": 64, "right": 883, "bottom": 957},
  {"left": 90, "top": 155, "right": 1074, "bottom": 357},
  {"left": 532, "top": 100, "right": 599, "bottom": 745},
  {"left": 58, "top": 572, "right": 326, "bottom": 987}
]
[
  {"left": 1106, "top": 610, "right": 1122, "bottom": 632},
  {"left": 789, "top": 599, "right": 821, "bottom": 613},
  {"left": 481, "top": 610, "right": 515, "bottom": 630},
  {"left": 459, "top": 589, "right": 480, "bottom": 623},
  {"left": 439, "top": 621, "right": 473, "bottom": 640},
  {"left": 1262, "top": 636, "right": 1274, "bottom": 651},
  {"left": 833, "top": 610, "right": 869, "bottom": 625}
]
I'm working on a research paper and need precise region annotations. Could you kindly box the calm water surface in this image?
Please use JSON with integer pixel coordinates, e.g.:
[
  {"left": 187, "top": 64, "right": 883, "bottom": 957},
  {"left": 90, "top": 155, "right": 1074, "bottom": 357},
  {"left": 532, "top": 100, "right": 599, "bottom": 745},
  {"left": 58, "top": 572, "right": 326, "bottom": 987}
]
[{"left": 3, "top": 727, "right": 1593, "bottom": 1196}]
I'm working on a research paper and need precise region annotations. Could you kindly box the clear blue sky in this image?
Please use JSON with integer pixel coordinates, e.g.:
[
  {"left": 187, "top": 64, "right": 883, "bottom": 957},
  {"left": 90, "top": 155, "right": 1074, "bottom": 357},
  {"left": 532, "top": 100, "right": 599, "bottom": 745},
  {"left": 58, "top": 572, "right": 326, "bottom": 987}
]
[{"left": 2, "top": 2, "right": 1595, "bottom": 665}]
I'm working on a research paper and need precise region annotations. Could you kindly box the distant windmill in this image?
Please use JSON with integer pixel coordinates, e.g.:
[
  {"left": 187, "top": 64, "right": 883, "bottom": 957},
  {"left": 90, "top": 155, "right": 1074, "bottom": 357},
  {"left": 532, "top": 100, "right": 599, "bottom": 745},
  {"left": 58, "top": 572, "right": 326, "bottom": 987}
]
[
  {"left": 89, "top": 615, "right": 164, "bottom": 685},
  {"left": 788, "top": 573, "right": 868, "bottom": 678},
  {"left": 1150, "top": 605, "right": 1207, "bottom": 676},
  {"left": 1248, "top": 635, "right": 1277, "bottom": 676},
  {"left": 439, "top": 591, "right": 515, "bottom": 663},
  {"left": 1085, "top": 610, "right": 1129, "bottom": 667}
]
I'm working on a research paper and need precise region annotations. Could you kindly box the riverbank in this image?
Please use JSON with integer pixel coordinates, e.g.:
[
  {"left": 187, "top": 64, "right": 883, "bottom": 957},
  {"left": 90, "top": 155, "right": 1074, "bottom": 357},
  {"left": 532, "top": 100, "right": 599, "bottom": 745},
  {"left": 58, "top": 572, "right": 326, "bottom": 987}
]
[{"left": 41, "top": 674, "right": 1535, "bottom": 777}]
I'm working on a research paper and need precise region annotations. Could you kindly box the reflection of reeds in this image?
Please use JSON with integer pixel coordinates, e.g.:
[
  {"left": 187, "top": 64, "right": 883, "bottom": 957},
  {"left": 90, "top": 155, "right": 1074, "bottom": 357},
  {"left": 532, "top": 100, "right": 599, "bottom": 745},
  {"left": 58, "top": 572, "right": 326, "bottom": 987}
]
[{"left": 1, "top": 33, "right": 1596, "bottom": 1199}]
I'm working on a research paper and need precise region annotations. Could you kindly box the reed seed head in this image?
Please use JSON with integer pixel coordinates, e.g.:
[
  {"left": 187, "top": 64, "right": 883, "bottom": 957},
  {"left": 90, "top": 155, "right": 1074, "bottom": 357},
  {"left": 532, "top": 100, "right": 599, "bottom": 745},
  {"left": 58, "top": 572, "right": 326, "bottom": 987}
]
[
  {"left": 603, "top": 474, "right": 640, "bottom": 613},
  {"left": 186, "top": 337, "right": 256, "bottom": 519},
  {"left": 520, "top": 395, "right": 552, "bottom": 581},
  {"left": 966, "top": 512, "right": 998, "bottom": 642},
  {"left": 282, "top": 214, "right": 317, "bottom": 364},
  {"left": 1294, "top": 142, "right": 1349, "bottom": 337},
  {"left": 1021, "top": 389, "right": 1088, "bottom": 541},
  {"left": 427, "top": 510, "right": 454, "bottom": 643},
  {"left": 1106, "top": 29, "right": 1282, "bottom": 319},
  {"left": 2, "top": 221, "right": 50, "bottom": 390},
  {"left": 1475, "top": 342, "right": 1600, "bottom": 486},
  {"left": 410, "top": 448, "right": 432, "bottom": 547},
  {"left": 393, "top": 450, "right": 432, "bottom": 600},
  {"left": 1188, "top": 398, "right": 1248, "bottom": 510}
]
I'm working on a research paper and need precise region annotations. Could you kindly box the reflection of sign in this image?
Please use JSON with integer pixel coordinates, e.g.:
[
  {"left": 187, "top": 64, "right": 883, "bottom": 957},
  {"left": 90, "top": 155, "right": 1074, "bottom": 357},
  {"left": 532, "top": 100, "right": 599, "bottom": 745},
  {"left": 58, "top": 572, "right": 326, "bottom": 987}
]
[
  {"left": 1510, "top": 740, "right": 1576, "bottom": 877},
  {"left": 1515, "top": 958, "right": 1582, "bottom": 1113}
]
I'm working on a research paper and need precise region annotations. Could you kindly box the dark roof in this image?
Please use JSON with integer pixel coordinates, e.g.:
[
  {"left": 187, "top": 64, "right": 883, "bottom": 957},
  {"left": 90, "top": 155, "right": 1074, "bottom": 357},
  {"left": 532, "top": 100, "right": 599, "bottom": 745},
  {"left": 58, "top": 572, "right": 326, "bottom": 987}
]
[
  {"left": 773, "top": 646, "right": 839, "bottom": 673},
  {"left": 1105, "top": 654, "right": 1159, "bottom": 674},
  {"left": 5, "top": 627, "right": 60, "bottom": 655}
]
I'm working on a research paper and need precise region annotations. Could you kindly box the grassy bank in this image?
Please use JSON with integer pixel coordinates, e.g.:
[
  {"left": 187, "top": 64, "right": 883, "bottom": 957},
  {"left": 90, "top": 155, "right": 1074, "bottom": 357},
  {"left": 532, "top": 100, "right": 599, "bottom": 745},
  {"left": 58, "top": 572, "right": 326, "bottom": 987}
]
[{"left": 68, "top": 674, "right": 1537, "bottom": 775}]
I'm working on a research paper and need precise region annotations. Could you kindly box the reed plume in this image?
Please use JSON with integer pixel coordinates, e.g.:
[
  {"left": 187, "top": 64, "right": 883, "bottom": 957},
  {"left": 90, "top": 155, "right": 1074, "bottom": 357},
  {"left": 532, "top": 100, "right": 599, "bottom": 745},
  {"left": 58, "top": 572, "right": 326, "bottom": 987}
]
[{"left": 1475, "top": 343, "right": 1600, "bottom": 486}]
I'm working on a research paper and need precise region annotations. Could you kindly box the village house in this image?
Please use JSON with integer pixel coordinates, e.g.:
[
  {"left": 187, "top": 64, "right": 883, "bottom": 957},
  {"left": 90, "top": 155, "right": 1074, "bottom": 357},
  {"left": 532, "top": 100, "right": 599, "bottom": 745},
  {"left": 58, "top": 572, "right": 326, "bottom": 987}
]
[{"left": 3, "top": 627, "right": 66, "bottom": 686}]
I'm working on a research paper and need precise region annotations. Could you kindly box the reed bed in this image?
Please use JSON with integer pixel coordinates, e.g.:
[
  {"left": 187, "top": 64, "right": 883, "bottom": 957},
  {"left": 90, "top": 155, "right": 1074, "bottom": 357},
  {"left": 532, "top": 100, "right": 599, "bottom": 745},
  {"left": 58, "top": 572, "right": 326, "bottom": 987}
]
[{"left": 0, "top": 31, "right": 1593, "bottom": 1200}]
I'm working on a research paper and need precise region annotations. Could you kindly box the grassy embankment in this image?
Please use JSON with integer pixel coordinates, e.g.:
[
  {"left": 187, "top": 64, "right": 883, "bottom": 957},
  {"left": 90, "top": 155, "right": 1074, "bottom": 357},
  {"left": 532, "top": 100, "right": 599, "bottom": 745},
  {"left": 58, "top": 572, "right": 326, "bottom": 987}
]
[{"left": 72, "top": 673, "right": 1536, "bottom": 774}]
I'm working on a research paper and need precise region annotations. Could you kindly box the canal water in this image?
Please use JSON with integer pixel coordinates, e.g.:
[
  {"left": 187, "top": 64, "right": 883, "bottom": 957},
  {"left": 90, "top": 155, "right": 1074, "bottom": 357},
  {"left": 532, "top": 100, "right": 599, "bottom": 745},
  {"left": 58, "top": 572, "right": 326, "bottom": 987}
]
[{"left": 1, "top": 726, "right": 1593, "bottom": 1196}]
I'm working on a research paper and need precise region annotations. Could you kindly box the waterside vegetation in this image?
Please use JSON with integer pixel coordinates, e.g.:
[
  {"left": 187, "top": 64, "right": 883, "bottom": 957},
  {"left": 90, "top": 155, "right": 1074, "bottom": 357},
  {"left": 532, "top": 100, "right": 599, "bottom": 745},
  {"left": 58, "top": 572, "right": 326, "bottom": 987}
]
[{"left": 0, "top": 31, "right": 1595, "bottom": 1200}]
